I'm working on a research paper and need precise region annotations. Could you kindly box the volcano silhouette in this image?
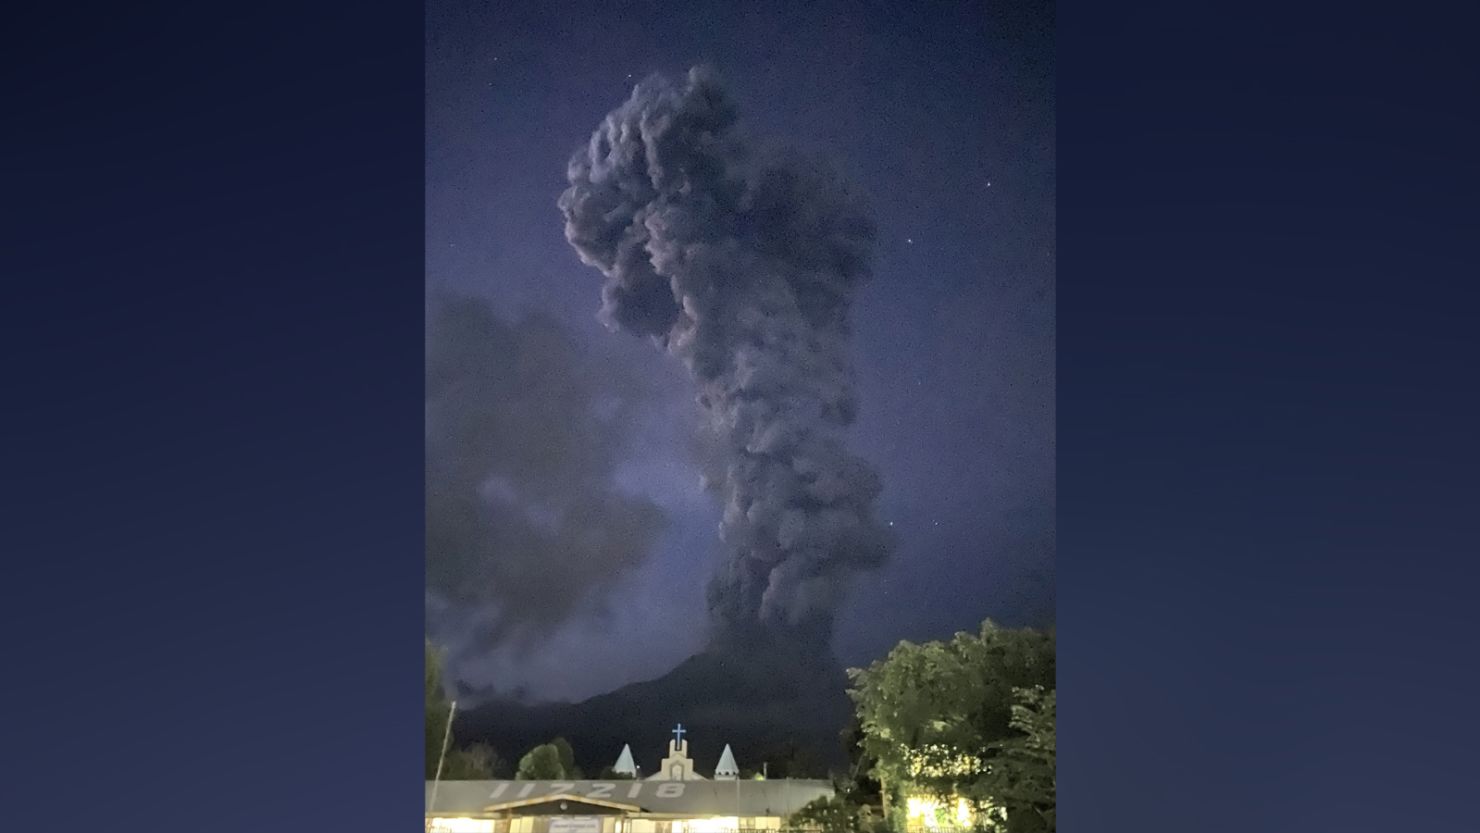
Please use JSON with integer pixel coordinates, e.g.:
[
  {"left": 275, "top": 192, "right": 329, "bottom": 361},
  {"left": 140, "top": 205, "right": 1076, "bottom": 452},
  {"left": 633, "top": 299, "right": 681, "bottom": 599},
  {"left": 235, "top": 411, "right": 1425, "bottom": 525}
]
[{"left": 457, "top": 641, "right": 852, "bottom": 776}]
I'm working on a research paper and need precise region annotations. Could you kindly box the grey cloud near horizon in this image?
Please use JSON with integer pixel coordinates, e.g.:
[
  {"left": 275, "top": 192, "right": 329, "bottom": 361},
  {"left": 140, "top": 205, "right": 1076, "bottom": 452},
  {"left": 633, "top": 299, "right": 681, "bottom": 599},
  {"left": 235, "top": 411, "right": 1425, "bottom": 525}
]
[{"left": 425, "top": 295, "right": 669, "bottom": 682}]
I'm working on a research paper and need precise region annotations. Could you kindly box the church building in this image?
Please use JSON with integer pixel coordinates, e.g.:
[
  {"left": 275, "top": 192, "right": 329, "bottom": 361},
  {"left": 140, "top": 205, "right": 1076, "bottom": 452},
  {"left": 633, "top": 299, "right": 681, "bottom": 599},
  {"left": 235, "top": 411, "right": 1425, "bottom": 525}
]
[{"left": 427, "top": 726, "right": 833, "bottom": 833}]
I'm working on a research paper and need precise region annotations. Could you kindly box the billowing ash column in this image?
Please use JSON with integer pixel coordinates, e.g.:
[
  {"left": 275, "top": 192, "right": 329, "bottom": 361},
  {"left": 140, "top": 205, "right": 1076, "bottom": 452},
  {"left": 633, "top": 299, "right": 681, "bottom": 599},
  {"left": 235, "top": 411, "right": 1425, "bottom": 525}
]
[{"left": 560, "top": 68, "right": 893, "bottom": 655}]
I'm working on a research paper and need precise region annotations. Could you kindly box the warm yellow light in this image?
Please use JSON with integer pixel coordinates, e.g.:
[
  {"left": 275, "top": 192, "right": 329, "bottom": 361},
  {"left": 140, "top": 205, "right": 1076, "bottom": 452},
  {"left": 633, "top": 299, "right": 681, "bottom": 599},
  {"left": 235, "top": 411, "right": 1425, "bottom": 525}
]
[
  {"left": 906, "top": 795, "right": 941, "bottom": 828},
  {"left": 904, "top": 744, "right": 984, "bottom": 778},
  {"left": 426, "top": 819, "right": 496, "bottom": 833},
  {"left": 906, "top": 794, "right": 976, "bottom": 829},
  {"left": 954, "top": 797, "right": 973, "bottom": 827}
]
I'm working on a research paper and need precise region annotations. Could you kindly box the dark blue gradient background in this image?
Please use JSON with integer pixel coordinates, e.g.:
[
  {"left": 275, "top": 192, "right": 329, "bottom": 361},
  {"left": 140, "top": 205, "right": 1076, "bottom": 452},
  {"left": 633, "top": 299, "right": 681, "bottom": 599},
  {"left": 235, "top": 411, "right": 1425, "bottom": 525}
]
[
  {"left": 1057, "top": 3, "right": 1478, "bottom": 831},
  {"left": 4, "top": 2, "right": 1477, "bottom": 833},
  {"left": 3, "top": 2, "right": 425, "bottom": 831}
]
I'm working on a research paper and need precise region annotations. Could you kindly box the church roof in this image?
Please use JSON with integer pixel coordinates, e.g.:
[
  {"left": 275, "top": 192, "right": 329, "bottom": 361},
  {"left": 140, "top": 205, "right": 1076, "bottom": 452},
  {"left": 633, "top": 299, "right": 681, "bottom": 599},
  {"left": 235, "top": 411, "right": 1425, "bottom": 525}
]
[
  {"left": 713, "top": 744, "right": 739, "bottom": 779},
  {"left": 426, "top": 780, "right": 834, "bottom": 818},
  {"left": 613, "top": 744, "right": 637, "bottom": 776}
]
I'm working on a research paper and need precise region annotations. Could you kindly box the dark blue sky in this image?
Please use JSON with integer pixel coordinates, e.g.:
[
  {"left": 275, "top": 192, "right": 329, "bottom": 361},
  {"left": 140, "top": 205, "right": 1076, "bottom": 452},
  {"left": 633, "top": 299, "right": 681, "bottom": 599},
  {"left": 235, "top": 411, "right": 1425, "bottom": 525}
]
[{"left": 427, "top": 0, "right": 1054, "bottom": 701}]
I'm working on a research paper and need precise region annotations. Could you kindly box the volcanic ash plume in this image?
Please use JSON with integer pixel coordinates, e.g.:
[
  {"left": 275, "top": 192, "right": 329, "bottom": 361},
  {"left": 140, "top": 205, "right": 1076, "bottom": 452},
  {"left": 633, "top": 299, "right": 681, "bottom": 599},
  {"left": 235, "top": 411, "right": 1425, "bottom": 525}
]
[{"left": 559, "top": 68, "right": 892, "bottom": 651}]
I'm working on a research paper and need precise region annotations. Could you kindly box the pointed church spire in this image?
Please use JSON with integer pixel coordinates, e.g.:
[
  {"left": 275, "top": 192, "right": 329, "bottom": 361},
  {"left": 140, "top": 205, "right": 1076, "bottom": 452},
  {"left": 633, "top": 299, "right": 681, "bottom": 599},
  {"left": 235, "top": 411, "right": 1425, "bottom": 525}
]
[
  {"left": 714, "top": 743, "right": 739, "bottom": 780},
  {"left": 613, "top": 744, "right": 637, "bottom": 777}
]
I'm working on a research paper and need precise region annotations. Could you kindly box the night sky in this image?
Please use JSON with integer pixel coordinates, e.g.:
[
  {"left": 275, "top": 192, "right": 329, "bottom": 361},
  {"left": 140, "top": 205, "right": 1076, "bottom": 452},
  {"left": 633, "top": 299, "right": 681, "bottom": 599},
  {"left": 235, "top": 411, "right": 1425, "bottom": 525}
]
[{"left": 426, "top": 0, "right": 1054, "bottom": 702}]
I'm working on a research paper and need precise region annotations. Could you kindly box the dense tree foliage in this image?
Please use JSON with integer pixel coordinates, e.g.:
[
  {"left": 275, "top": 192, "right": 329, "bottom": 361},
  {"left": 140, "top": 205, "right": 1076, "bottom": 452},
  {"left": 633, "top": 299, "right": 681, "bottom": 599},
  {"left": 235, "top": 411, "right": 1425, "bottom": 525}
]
[
  {"left": 551, "top": 737, "right": 583, "bottom": 779},
  {"left": 514, "top": 737, "right": 583, "bottom": 780},
  {"left": 517, "top": 743, "right": 568, "bottom": 780},
  {"left": 839, "top": 716, "right": 883, "bottom": 806},
  {"left": 444, "top": 742, "right": 509, "bottom": 780},
  {"left": 790, "top": 793, "right": 884, "bottom": 833},
  {"left": 847, "top": 621, "right": 1055, "bottom": 832},
  {"left": 974, "top": 688, "right": 1055, "bottom": 831}
]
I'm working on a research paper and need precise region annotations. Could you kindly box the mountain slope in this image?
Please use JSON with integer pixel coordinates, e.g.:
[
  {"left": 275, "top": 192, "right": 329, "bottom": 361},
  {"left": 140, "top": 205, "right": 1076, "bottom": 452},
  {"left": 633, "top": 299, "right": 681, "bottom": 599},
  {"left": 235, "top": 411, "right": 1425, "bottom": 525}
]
[{"left": 457, "top": 648, "right": 853, "bottom": 776}]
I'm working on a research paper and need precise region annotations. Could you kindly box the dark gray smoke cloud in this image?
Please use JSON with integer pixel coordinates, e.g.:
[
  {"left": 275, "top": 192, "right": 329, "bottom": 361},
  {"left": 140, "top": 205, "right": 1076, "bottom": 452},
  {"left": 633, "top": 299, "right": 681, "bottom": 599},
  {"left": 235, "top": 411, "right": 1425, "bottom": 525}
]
[
  {"left": 425, "top": 295, "right": 667, "bottom": 668},
  {"left": 559, "top": 68, "right": 892, "bottom": 650}
]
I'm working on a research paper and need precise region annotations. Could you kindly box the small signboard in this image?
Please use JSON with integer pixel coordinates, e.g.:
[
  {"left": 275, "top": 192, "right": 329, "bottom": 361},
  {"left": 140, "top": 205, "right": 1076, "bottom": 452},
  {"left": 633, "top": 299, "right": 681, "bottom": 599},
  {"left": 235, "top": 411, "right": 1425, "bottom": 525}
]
[{"left": 549, "top": 817, "right": 602, "bottom": 833}]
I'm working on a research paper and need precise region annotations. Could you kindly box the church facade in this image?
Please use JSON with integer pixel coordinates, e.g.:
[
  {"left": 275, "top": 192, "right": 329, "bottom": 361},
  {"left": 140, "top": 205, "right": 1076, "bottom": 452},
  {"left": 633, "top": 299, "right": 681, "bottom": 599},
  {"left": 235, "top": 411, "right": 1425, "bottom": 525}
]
[{"left": 427, "top": 728, "right": 833, "bottom": 833}]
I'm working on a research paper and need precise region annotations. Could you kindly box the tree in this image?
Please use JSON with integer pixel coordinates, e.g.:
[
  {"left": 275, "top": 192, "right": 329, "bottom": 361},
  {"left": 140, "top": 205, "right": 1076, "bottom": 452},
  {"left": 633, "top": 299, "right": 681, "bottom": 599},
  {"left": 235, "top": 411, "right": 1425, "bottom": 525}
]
[
  {"left": 791, "top": 718, "right": 887, "bottom": 831},
  {"left": 847, "top": 620, "right": 1055, "bottom": 832},
  {"left": 840, "top": 715, "right": 883, "bottom": 808},
  {"left": 517, "top": 743, "right": 567, "bottom": 780},
  {"left": 973, "top": 688, "right": 1055, "bottom": 832},
  {"left": 445, "top": 742, "right": 507, "bottom": 780},
  {"left": 790, "top": 794, "right": 878, "bottom": 833},
  {"left": 514, "top": 738, "right": 582, "bottom": 780},
  {"left": 550, "top": 737, "right": 583, "bottom": 779}
]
